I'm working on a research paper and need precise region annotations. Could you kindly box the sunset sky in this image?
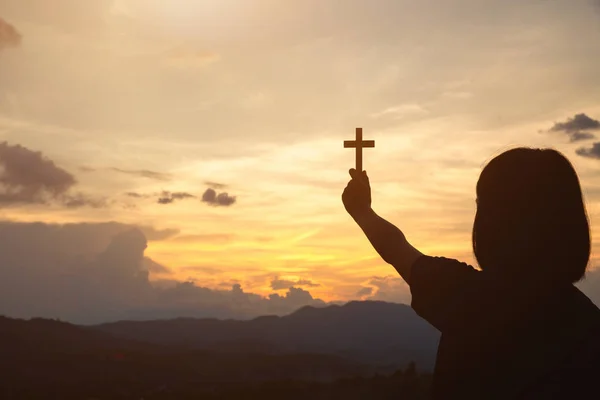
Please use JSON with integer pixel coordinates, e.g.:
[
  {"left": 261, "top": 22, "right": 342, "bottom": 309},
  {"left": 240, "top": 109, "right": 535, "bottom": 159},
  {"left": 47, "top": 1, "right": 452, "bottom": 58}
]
[{"left": 1, "top": 0, "right": 600, "bottom": 323}]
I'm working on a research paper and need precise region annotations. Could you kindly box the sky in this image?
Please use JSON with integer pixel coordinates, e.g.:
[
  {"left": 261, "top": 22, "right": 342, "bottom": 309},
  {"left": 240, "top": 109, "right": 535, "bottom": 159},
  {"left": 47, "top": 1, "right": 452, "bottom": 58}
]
[{"left": 1, "top": 0, "right": 600, "bottom": 324}]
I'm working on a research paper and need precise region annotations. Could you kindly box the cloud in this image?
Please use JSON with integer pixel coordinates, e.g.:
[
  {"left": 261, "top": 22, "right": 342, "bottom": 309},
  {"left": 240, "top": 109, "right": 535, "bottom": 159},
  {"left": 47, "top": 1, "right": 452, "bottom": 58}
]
[
  {"left": 204, "top": 181, "right": 228, "bottom": 190},
  {"left": 0, "top": 141, "right": 76, "bottom": 205},
  {"left": 111, "top": 168, "right": 172, "bottom": 181},
  {"left": 363, "top": 276, "right": 412, "bottom": 304},
  {"left": 576, "top": 142, "right": 600, "bottom": 159},
  {"left": 549, "top": 113, "right": 600, "bottom": 142},
  {"left": 570, "top": 131, "right": 596, "bottom": 142},
  {"left": 157, "top": 191, "right": 196, "bottom": 205},
  {"left": 0, "top": 220, "right": 325, "bottom": 324},
  {"left": 0, "top": 220, "right": 176, "bottom": 254},
  {"left": 62, "top": 193, "right": 107, "bottom": 209},
  {"left": 266, "top": 287, "right": 325, "bottom": 315},
  {"left": 0, "top": 18, "right": 21, "bottom": 51},
  {"left": 202, "top": 188, "right": 236, "bottom": 207},
  {"left": 125, "top": 192, "right": 146, "bottom": 198},
  {"left": 0, "top": 142, "right": 106, "bottom": 208},
  {"left": 356, "top": 287, "right": 374, "bottom": 298},
  {"left": 270, "top": 277, "right": 321, "bottom": 290},
  {"left": 126, "top": 187, "right": 235, "bottom": 207},
  {"left": 144, "top": 257, "right": 172, "bottom": 275},
  {"left": 138, "top": 226, "right": 180, "bottom": 241}
]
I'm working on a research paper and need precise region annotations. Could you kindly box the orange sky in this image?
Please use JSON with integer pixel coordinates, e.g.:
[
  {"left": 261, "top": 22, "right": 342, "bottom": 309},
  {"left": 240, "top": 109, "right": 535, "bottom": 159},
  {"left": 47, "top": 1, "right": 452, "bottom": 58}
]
[{"left": 1, "top": 0, "right": 600, "bottom": 307}]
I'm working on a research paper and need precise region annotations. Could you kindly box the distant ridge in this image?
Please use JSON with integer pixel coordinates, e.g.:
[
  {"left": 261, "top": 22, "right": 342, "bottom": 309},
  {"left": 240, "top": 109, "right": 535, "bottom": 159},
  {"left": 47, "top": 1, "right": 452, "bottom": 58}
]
[
  {"left": 93, "top": 301, "right": 440, "bottom": 370},
  {"left": 0, "top": 315, "right": 368, "bottom": 397}
]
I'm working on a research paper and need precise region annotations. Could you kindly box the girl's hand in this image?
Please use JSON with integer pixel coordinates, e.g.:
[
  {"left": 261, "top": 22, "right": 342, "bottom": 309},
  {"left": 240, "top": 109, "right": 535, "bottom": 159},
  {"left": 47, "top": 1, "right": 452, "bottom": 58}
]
[{"left": 342, "top": 169, "right": 372, "bottom": 219}]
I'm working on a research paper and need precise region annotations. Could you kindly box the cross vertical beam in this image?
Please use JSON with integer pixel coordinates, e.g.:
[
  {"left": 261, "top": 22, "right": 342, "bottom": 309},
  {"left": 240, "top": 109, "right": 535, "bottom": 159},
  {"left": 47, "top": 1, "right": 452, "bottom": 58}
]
[{"left": 344, "top": 127, "right": 375, "bottom": 172}]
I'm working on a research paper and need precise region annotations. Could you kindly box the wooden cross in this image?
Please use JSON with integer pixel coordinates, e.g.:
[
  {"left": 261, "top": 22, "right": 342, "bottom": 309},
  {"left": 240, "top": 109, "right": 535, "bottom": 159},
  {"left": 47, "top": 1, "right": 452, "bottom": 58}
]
[{"left": 344, "top": 127, "right": 375, "bottom": 172}]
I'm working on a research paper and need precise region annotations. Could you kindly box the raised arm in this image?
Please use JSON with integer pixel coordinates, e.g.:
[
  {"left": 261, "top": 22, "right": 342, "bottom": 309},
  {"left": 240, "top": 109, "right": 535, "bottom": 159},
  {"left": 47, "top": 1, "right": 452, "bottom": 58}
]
[{"left": 342, "top": 169, "right": 423, "bottom": 283}]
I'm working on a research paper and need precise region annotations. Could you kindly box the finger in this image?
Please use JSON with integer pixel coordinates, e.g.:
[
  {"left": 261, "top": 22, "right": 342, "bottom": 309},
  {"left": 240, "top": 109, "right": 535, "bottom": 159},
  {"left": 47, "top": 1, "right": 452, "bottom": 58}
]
[
  {"left": 362, "top": 170, "right": 370, "bottom": 183},
  {"left": 349, "top": 168, "right": 357, "bottom": 179}
]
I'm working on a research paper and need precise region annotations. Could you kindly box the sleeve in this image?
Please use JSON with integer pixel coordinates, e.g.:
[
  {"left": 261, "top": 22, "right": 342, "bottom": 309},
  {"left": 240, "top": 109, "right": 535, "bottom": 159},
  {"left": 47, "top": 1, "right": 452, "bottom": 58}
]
[{"left": 410, "top": 255, "right": 480, "bottom": 332}]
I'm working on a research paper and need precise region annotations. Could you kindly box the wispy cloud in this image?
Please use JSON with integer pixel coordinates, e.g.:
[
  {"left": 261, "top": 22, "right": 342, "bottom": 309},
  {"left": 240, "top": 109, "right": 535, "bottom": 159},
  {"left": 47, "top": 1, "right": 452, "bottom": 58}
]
[
  {"left": 111, "top": 168, "right": 172, "bottom": 181},
  {"left": 204, "top": 181, "right": 228, "bottom": 190},
  {"left": 157, "top": 191, "right": 196, "bottom": 205},
  {"left": 270, "top": 277, "right": 321, "bottom": 290}
]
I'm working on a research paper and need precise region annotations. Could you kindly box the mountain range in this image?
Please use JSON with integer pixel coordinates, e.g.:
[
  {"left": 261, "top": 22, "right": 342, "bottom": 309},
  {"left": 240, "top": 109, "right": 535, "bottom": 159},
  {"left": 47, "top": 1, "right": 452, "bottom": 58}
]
[
  {"left": 92, "top": 301, "right": 440, "bottom": 370},
  {"left": 1, "top": 301, "right": 439, "bottom": 398}
]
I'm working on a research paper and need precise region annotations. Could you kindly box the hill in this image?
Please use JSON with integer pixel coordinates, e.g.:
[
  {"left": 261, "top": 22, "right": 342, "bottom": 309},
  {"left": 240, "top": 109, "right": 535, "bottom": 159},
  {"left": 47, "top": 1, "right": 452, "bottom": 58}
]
[
  {"left": 0, "top": 315, "right": 373, "bottom": 399},
  {"left": 93, "top": 301, "right": 440, "bottom": 371}
]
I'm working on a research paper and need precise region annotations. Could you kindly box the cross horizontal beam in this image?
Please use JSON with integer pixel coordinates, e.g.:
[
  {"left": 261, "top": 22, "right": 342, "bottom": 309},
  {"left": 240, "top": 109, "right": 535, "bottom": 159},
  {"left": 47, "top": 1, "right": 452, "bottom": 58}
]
[{"left": 344, "top": 140, "right": 375, "bottom": 148}]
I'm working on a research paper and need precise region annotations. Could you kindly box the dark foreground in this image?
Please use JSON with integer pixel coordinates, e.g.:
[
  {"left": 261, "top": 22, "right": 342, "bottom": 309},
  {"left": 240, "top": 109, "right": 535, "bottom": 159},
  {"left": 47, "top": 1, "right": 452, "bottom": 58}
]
[
  {"left": 0, "top": 308, "right": 433, "bottom": 399},
  {"left": 4, "top": 363, "right": 431, "bottom": 399}
]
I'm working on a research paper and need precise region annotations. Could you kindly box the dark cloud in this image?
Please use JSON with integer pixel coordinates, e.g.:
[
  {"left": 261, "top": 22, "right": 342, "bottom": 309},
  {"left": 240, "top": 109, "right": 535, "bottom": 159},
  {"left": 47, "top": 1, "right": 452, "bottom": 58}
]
[
  {"left": 0, "top": 220, "right": 325, "bottom": 324},
  {"left": 126, "top": 188, "right": 235, "bottom": 207},
  {"left": 157, "top": 191, "right": 196, "bottom": 205},
  {"left": 125, "top": 192, "right": 146, "bottom": 198},
  {"left": 202, "top": 188, "right": 237, "bottom": 207},
  {"left": 111, "top": 168, "right": 172, "bottom": 181},
  {"left": 0, "top": 220, "right": 176, "bottom": 255},
  {"left": 549, "top": 113, "right": 600, "bottom": 142},
  {"left": 0, "top": 141, "right": 76, "bottom": 205},
  {"left": 63, "top": 193, "right": 107, "bottom": 209},
  {"left": 0, "top": 142, "right": 105, "bottom": 208},
  {"left": 551, "top": 113, "right": 600, "bottom": 133},
  {"left": 0, "top": 18, "right": 21, "bottom": 50},
  {"left": 271, "top": 277, "right": 321, "bottom": 290},
  {"left": 356, "top": 287, "right": 374, "bottom": 297},
  {"left": 576, "top": 142, "right": 600, "bottom": 159},
  {"left": 570, "top": 131, "right": 596, "bottom": 142}
]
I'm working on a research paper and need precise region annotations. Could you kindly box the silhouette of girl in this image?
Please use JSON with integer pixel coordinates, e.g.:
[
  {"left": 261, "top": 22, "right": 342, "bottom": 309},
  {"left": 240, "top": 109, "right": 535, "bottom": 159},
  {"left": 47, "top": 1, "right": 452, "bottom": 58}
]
[{"left": 343, "top": 148, "right": 600, "bottom": 399}]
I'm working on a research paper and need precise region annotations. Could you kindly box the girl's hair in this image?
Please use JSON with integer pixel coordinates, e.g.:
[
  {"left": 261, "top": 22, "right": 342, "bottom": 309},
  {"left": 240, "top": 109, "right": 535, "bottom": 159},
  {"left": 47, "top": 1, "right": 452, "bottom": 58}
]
[{"left": 473, "top": 148, "right": 590, "bottom": 284}]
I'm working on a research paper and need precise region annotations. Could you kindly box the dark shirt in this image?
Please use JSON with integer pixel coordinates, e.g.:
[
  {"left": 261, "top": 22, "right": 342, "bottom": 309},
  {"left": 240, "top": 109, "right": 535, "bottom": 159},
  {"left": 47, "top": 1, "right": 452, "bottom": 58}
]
[{"left": 410, "top": 256, "right": 600, "bottom": 399}]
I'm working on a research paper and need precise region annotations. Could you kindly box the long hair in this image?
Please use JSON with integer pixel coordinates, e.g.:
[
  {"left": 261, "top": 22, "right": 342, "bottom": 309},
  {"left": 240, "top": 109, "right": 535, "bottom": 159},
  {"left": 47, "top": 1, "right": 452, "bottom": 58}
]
[{"left": 473, "top": 148, "right": 590, "bottom": 284}]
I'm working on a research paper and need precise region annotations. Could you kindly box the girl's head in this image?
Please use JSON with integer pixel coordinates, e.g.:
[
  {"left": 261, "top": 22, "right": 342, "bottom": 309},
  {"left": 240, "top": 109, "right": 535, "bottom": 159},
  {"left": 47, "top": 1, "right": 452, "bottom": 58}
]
[{"left": 473, "top": 148, "right": 590, "bottom": 284}]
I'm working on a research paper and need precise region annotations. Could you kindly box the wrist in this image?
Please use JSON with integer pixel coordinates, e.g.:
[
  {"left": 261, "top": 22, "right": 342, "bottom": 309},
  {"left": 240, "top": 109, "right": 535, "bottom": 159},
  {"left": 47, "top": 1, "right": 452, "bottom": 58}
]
[{"left": 352, "top": 207, "right": 376, "bottom": 224}]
